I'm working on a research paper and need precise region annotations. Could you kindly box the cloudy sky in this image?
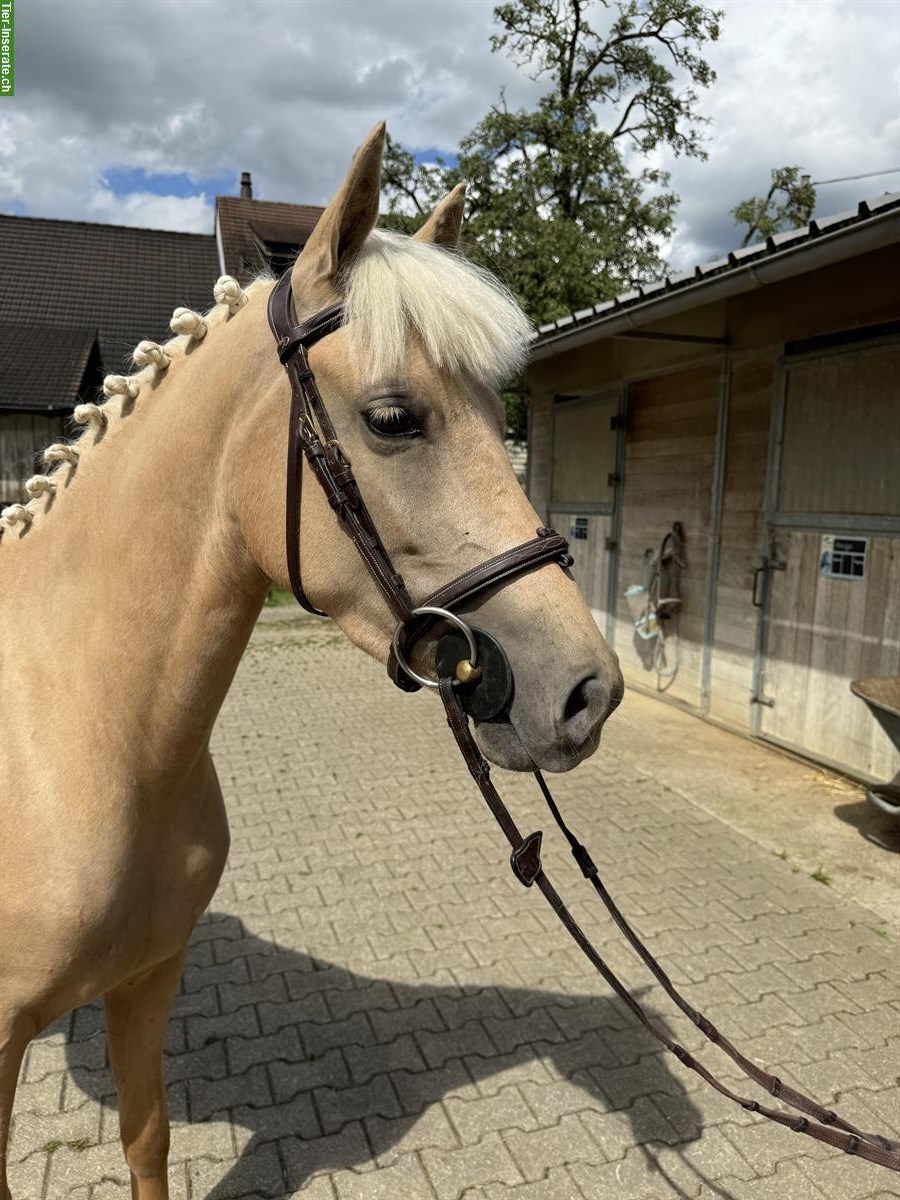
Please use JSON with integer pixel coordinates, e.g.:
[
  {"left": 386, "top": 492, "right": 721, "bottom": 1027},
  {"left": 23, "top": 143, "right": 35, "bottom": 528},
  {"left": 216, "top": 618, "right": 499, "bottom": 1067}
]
[{"left": 4, "top": 0, "right": 899, "bottom": 272}]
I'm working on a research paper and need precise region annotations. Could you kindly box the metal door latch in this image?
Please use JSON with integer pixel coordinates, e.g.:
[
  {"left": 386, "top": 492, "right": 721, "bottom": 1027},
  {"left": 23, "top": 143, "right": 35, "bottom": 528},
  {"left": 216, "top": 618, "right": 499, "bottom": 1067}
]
[{"left": 752, "top": 556, "right": 786, "bottom": 608}]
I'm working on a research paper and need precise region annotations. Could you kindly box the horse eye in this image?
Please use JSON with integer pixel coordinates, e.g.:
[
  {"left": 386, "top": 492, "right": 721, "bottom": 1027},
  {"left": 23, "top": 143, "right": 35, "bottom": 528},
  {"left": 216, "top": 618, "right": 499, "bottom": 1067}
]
[{"left": 365, "top": 405, "right": 423, "bottom": 439}]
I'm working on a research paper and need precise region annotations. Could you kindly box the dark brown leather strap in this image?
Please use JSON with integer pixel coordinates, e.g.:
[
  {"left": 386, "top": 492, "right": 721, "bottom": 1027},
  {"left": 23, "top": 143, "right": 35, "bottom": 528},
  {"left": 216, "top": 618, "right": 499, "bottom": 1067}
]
[
  {"left": 268, "top": 272, "right": 415, "bottom": 623},
  {"left": 438, "top": 679, "right": 900, "bottom": 1174},
  {"left": 284, "top": 358, "right": 326, "bottom": 616},
  {"left": 269, "top": 269, "right": 344, "bottom": 364},
  {"left": 422, "top": 529, "right": 571, "bottom": 613}
]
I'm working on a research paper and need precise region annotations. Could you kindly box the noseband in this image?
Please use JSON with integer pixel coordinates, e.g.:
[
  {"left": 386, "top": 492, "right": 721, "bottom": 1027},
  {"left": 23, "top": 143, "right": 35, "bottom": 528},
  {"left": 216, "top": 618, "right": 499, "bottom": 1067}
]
[{"left": 268, "top": 269, "right": 900, "bottom": 1173}]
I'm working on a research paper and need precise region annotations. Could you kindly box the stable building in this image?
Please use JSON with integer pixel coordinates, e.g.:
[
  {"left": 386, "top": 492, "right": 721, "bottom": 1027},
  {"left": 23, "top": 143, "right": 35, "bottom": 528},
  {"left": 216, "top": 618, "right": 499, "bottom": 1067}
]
[{"left": 526, "top": 192, "right": 900, "bottom": 784}]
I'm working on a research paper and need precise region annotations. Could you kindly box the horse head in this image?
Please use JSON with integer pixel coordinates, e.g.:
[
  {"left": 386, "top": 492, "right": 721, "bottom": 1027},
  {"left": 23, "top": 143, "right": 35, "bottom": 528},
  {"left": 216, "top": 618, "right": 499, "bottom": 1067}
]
[{"left": 234, "top": 123, "right": 623, "bottom": 773}]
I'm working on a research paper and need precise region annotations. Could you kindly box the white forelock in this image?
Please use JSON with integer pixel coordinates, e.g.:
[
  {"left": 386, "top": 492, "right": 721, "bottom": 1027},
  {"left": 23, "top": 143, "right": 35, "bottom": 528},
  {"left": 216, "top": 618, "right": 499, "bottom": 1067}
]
[{"left": 343, "top": 231, "right": 532, "bottom": 386}]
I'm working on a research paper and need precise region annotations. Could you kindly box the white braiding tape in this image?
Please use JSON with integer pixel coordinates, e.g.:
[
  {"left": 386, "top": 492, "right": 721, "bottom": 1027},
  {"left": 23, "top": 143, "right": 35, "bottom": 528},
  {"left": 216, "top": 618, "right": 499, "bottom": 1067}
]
[
  {"left": 43, "top": 443, "right": 80, "bottom": 466},
  {"left": 1, "top": 503, "right": 34, "bottom": 528},
  {"left": 170, "top": 307, "right": 208, "bottom": 340},
  {"left": 103, "top": 374, "right": 140, "bottom": 400},
  {"left": 25, "top": 475, "right": 56, "bottom": 499},
  {"left": 73, "top": 403, "right": 108, "bottom": 429},
  {"left": 213, "top": 275, "right": 248, "bottom": 314},
  {"left": 133, "top": 340, "right": 172, "bottom": 371}
]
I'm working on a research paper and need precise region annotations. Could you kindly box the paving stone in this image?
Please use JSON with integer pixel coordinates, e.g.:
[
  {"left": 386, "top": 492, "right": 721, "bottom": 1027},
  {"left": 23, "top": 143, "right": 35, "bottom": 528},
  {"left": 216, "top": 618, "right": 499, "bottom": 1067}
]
[
  {"left": 417, "top": 1020, "right": 498, "bottom": 1069},
  {"left": 185, "top": 1062, "right": 268, "bottom": 1123},
  {"left": 44, "top": 1138, "right": 131, "bottom": 1194},
  {"left": 798, "top": 1151, "right": 900, "bottom": 1200},
  {"left": 232, "top": 1091, "right": 320, "bottom": 1142},
  {"left": 227, "top": 1025, "right": 303, "bottom": 1074},
  {"left": 483, "top": 1166, "right": 582, "bottom": 1199},
  {"left": 8, "top": 1099, "right": 101, "bottom": 1164},
  {"left": 344, "top": 1034, "right": 427, "bottom": 1084},
  {"left": 189, "top": 1139, "right": 283, "bottom": 1198},
  {"left": 503, "top": 1113, "right": 609, "bottom": 1181},
  {"left": 315, "top": 1075, "right": 402, "bottom": 1135},
  {"left": 186, "top": 1004, "right": 260, "bottom": 1051},
  {"left": 392, "top": 1061, "right": 478, "bottom": 1115},
  {"left": 717, "top": 1160, "right": 832, "bottom": 1199},
  {"left": 366, "top": 1104, "right": 460, "bottom": 1167},
  {"left": 270, "top": 1048, "right": 351, "bottom": 1103},
  {"left": 332, "top": 1152, "right": 435, "bottom": 1199},
  {"left": 169, "top": 1115, "right": 236, "bottom": 1163},
  {"left": 281, "top": 1122, "right": 374, "bottom": 1185},
  {"left": 368, "top": 998, "right": 446, "bottom": 1042},
  {"left": 302, "top": 1013, "right": 376, "bottom": 1057},
  {"left": 422, "top": 1132, "right": 524, "bottom": 1198},
  {"left": 5, "top": 1153, "right": 47, "bottom": 1200}
]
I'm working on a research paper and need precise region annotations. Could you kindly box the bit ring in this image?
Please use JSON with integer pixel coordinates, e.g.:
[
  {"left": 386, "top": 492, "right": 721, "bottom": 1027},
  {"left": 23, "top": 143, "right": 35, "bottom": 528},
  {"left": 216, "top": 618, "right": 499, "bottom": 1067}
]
[{"left": 392, "top": 606, "right": 478, "bottom": 690}]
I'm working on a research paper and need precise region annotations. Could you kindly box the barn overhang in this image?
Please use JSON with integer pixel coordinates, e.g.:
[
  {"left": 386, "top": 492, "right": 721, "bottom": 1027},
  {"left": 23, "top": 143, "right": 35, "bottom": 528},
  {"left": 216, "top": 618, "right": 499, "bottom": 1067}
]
[{"left": 529, "top": 193, "right": 900, "bottom": 361}]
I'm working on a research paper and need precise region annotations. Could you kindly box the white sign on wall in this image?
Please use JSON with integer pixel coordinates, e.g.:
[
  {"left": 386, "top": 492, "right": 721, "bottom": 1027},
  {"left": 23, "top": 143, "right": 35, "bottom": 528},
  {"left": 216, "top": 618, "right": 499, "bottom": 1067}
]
[{"left": 820, "top": 535, "right": 868, "bottom": 580}]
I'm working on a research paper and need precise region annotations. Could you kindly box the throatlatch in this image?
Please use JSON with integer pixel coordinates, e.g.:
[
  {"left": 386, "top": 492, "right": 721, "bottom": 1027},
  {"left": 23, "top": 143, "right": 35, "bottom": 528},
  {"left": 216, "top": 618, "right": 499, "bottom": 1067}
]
[{"left": 268, "top": 267, "right": 900, "bottom": 1175}]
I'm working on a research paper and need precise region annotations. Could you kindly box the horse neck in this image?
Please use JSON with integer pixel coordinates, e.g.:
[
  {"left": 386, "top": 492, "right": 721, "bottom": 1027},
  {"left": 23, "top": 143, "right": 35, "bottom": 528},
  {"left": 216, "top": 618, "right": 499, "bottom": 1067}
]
[{"left": 0, "top": 292, "right": 276, "bottom": 781}]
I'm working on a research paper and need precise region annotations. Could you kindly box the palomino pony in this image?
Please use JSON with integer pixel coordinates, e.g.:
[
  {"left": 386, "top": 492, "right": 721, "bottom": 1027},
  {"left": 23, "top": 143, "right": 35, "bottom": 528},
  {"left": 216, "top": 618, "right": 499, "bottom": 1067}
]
[{"left": 0, "top": 123, "right": 621, "bottom": 1199}]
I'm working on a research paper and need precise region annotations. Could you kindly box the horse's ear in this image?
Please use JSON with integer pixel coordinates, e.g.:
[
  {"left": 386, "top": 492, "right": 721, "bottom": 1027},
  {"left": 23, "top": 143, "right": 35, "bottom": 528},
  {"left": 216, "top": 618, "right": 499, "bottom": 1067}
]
[
  {"left": 291, "top": 122, "right": 386, "bottom": 316},
  {"left": 413, "top": 182, "right": 467, "bottom": 249}
]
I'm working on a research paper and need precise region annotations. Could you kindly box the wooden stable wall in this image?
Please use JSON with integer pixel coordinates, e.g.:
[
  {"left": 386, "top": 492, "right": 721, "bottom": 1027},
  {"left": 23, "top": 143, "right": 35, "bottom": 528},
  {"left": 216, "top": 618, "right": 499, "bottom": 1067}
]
[
  {"left": 526, "top": 241, "right": 900, "bottom": 781},
  {"left": 613, "top": 365, "right": 720, "bottom": 709},
  {"left": 0, "top": 412, "right": 67, "bottom": 504}
]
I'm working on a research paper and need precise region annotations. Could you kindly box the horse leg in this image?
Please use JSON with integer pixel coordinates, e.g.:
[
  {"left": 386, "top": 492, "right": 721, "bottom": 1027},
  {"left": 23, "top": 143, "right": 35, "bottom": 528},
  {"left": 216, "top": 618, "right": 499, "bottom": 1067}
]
[
  {"left": 0, "top": 1015, "right": 29, "bottom": 1200},
  {"left": 104, "top": 950, "right": 186, "bottom": 1200}
]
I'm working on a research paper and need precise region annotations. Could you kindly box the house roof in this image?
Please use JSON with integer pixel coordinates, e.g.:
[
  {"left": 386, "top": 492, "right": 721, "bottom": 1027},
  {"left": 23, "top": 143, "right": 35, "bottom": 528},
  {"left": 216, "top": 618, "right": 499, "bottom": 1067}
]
[
  {"left": 215, "top": 195, "right": 324, "bottom": 283},
  {"left": 532, "top": 191, "right": 900, "bottom": 356},
  {"left": 0, "top": 214, "right": 219, "bottom": 410},
  {"left": 2, "top": 323, "right": 99, "bottom": 413}
]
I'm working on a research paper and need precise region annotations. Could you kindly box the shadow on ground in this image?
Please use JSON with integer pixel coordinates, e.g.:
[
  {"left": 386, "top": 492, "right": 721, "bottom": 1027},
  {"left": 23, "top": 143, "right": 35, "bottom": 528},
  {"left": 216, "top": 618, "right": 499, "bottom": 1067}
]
[
  {"left": 57, "top": 912, "right": 735, "bottom": 1200},
  {"left": 833, "top": 798, "right": 900, "bottom": 854}
]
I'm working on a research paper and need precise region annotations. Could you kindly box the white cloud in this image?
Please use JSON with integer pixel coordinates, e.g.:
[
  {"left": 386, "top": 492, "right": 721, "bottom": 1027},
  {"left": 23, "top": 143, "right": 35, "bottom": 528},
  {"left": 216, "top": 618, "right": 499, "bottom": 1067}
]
[
  {"left": 664, "top": 0, "right": 900, "bottom": 267},
  {"left": 86, "top": 189, "right": 212, "bottom": 232},
  {"left": 4, "top": 0, "right": 898, "bottom": 271}
]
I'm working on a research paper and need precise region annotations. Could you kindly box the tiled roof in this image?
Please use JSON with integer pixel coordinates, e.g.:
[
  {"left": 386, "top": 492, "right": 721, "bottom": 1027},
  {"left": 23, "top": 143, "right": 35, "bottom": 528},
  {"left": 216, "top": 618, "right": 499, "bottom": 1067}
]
[
  {"left": 2, "top": 323, "right": 100, "bottom": 412},
  {"left": 0, "top": 214, "right": 219, "bottom": 409},
  {"left": 216, "top": 196, "right": 324, "bottom": 283},
  {"left": 534, "top": 191, "right": 900, "bottom": 347}
]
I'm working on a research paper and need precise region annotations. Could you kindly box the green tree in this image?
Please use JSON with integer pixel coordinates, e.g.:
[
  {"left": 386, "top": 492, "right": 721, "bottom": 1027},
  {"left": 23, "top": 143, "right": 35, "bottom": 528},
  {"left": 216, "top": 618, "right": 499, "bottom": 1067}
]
[
  {"left": 731, "top": 167, "right": 816, "bottom": 247},
  {"left": 382, "top": 0, "right": 722, "bottom": 326}
]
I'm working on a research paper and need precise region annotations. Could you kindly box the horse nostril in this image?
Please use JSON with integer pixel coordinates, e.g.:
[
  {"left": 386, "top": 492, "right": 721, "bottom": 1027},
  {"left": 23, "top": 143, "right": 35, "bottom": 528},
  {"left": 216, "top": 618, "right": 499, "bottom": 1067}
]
[
  {"left": 559, "top": 675, "right": 612, "bottom": 746},
  {"left": 563, "top": 677, "right": 593, "bottom": 723}
]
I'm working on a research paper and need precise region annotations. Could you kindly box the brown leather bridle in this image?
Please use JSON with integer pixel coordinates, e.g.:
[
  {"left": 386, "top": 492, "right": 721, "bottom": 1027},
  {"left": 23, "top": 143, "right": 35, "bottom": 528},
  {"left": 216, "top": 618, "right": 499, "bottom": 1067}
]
[{"left": 268, "top": 268, "right": 900, "bottom": 1173}]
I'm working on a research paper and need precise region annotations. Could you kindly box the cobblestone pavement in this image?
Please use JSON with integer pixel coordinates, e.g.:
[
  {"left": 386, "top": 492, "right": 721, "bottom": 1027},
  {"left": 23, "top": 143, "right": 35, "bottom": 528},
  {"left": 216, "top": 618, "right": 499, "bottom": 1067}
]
[{"left": 9, "top": 613, "right": 900, "bottom": 1199}]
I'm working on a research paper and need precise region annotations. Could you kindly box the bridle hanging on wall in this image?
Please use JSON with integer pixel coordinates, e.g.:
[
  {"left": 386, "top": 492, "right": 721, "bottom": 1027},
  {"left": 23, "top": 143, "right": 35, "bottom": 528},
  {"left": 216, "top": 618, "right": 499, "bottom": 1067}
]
[{"left": 267, "top": 268, "right": 900, "bottom": 1173}]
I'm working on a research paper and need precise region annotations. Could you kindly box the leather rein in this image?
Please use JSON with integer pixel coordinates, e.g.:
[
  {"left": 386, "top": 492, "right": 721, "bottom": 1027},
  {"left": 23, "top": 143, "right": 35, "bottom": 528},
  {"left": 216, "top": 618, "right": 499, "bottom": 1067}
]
[{"left": 268, "top": 268, "right": 900, "bottom": 1173}]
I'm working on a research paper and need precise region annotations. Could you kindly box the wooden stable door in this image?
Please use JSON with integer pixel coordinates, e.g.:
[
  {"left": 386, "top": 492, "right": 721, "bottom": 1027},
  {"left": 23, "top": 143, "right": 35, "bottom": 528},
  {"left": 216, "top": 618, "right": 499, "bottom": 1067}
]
[
  {"left": 547, "top": 391, "right": 620, "bottom": 626},
  {"left": 757, "top": 340, "right": 900, "bottom": 779},
  {"left": 759, "top": 531, "right": 900, "bottom": 778}
]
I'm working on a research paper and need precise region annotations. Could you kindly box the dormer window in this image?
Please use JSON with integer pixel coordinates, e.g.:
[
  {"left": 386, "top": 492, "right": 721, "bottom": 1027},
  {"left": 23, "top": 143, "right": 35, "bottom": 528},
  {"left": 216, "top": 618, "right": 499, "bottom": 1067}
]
[{"left": 262, "top": 239, "right": 302, "bottom": 277}]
